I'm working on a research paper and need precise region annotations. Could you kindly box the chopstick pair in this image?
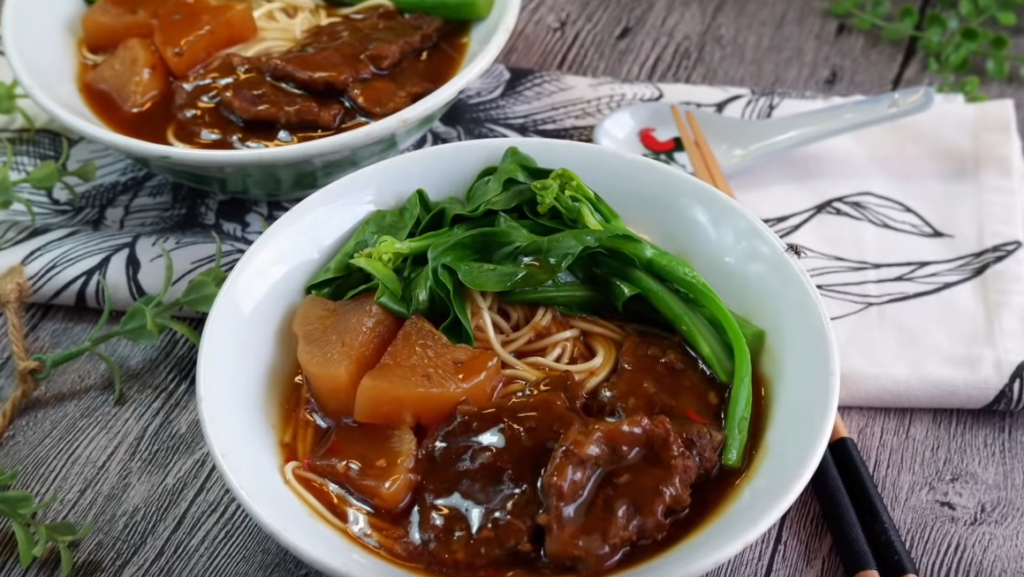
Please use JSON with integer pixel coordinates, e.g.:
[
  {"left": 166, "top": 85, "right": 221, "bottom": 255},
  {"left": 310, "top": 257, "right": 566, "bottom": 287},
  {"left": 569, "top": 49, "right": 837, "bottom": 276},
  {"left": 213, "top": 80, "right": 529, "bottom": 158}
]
[{"left": 670, "top": 106, "right": 918, "bottom": 577}]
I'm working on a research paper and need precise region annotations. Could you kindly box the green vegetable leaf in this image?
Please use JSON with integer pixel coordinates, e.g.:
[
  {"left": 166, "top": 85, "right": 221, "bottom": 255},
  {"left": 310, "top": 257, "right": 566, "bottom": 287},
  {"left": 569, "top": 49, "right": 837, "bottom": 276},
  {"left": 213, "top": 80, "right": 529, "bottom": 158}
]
[{"left": 306, "top": 190, "right": 424, "bottom": 299}]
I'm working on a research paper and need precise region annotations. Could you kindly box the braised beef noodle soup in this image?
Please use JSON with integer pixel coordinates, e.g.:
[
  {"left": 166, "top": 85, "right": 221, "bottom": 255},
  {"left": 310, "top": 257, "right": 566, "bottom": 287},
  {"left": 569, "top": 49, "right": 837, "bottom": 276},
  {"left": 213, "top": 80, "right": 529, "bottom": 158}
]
[
  {"left": 277, "top": 147, "right": 768, "bottom": 577},
  {"left": 77, "top": 0, "right": 470, "bottom": 149}
]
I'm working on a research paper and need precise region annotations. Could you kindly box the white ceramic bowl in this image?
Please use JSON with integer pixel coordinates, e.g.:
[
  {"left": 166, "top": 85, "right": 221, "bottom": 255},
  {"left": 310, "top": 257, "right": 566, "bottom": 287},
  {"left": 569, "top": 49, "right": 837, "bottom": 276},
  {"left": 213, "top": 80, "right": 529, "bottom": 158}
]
[
  {"left": 1, "top": 0, "right": 520, "bottom": 199},
  {"left": 197, "top": 138, "right": 840, "bottom": 577}
]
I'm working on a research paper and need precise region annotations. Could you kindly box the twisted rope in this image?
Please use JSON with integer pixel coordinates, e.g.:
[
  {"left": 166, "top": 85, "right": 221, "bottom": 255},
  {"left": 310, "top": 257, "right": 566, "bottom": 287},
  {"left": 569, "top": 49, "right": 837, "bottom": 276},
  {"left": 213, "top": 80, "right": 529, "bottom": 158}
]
[{"left": 0, "top": 265, "right": 41, "bottom": 440}]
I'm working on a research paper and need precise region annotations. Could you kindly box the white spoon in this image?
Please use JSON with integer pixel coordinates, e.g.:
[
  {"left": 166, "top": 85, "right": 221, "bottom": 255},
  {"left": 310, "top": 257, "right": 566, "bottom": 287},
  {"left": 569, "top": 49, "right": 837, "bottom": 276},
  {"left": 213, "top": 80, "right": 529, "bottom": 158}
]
[{"left": 593, "top": 86, "right": 935, "bottom": 172}]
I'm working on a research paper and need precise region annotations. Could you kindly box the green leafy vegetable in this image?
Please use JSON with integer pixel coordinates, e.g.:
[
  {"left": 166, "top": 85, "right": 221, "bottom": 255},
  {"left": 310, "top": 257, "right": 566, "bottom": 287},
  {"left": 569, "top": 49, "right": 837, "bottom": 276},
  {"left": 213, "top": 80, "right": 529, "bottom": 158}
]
[
  {"left": 325, "top": 0, "right": 495, "bottom": 21},
  {"left": 0, "top": 465, "right": 91, "bottom": 576},
  {"left": 30, "top": 234, "right": 229, "bottom": 402},
  {"left": 307, "top": 146, "right": 763, "bottom": 469},
  {"left": 827, "top": 0, "right": 1024, "bottom": 101}
]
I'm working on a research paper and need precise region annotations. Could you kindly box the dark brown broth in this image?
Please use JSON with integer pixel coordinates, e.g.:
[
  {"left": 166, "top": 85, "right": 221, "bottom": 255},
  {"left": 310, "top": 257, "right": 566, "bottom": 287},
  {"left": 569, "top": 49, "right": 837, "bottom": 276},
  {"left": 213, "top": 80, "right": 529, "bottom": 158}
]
[
  {"left": 77, "top": 13, "right": 469, "bottom": 148},
  {"left": 279, "top": 333, "right": 767, "bottom": 577}
]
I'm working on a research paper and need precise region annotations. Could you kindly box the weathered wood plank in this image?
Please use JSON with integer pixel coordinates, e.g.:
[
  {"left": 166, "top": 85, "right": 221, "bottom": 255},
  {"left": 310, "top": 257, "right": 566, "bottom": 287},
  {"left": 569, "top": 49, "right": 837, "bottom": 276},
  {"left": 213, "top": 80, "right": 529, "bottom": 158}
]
[{"left": 500, "top": 0, "right": 913, "bottom": 94}]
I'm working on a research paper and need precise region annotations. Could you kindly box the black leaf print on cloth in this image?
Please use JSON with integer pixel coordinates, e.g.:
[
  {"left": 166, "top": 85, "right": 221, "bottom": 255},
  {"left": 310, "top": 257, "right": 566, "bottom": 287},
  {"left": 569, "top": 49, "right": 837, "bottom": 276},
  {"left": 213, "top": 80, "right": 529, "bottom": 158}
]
[
  {"left": 793, "top": 242, "right": 1022, "bottom": 319},
  {"left": 0, "top": 64, "right": 1021, "bottom": 411},
  {"left": 764, "top": 192, "right": 952, "bottom": 239},
  {"left": 415, "top": 66, "right": 664, "bottom": 146},
  {"left": 983, "top": 361, "right": 1024, "bottom": 411}
]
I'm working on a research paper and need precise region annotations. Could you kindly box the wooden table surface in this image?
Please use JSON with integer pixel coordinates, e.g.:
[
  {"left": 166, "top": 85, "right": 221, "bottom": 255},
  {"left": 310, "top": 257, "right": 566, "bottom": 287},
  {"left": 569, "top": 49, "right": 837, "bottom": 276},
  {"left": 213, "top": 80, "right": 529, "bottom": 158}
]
[{"left": 2, "top": 1, "right": 1023, "bottom": 576}]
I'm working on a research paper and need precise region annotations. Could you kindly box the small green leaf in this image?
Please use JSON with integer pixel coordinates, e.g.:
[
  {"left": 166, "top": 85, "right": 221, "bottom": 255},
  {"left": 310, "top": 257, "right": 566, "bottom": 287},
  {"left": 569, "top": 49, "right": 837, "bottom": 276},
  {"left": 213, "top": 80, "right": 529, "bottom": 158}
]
[
  {"left": 0, "top": 490, "right": 38, "bottom": 513},
  {"left": 924, "top": 11, "right": 947, "bottom": 32},
  {"left": 118, "top": 296, "right": 163, "bottom": 344},
  {"left": 959, "top": 75, "right": 981, "bottom": 95},
  {"left": 853, "top": 15, "right": 872, "bottom": 30},
  {"left": 919, "top": 37, "right": 941, "bottom": 54},
  {"left": 947, "top": 48, "right": 971, "bottom": 72},
  {"left": 31, "top": 526, "right": 48, "bottom": 556},
  {"left": 69, "top": 161, "right": 97, "bottom": 182},
  {"left": 986, "top": 57, "right": 1010, "bottom": 79},
  {"left": 59, "top": 543, "right": 72, "bottom": 577},
  {"left": 995, "top": 11, "right": 1018, "bottom": 26},
  {"left": 989, "top": 33, "right": 1010, "bottom": 52},
  {"left": 11, "top": 521, "right": 36, "bottom": 568},
  {"left": 927, "top": 56, "right": 942, "bottom": 74},
  {"left": 26, "top": 489, "right": 59, "bottom": 514},
  {"left": 158, "top": 318, "right": 200, "bottom": 347},
  {"left": 827, "top": 0, "right": 852, "bottom": 16},
  {"left": 868, "top": 0, "right": 891, "bottom": 17},
  {"left": 178, "top": 268, "right": 227, "bottom": 314},
  {"left": 897, "top": 5, "right": 919, "bottom": 26},
  {"left": 45, "top": 521, "right": 89, "bottom": 542},
  {"left": 967, "top": 91, "right": 989, "bottom": 101},
  {"left": 23, "top": 160, "right": 61, "bottom": 191},
  {"left": 0, "top": 468, "right": 21, "bottom": 486},
  {"left": 957, "top": 0, "right": 976, "bottom": 18},
  {"left": 959, "top": 26, "right": 982, "bottom": 44},
  {"left": 975, "top": 0, "right": 994, "bottom": 10}
]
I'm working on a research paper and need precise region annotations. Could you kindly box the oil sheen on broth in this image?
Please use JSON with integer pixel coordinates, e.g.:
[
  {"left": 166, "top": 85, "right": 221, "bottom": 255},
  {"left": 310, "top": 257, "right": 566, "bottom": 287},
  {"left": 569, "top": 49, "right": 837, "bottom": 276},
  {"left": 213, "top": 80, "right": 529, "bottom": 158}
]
[
  {"left": 280, "top": 292, "right": 766, "bottom": 577},
  {"left": 77, "top": 0, "right": 469, "bottom": 149}
]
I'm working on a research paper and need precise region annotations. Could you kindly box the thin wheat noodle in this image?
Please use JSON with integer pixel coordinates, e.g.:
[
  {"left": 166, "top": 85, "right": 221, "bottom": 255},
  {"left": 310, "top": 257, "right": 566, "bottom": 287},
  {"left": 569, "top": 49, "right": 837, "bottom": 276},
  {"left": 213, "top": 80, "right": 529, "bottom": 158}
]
[
  {"left": 470, "top": 290, "right": 544, "bottom": 379},
  {"left": 283, "top": 461, "right": 349, "bottom": 533}
]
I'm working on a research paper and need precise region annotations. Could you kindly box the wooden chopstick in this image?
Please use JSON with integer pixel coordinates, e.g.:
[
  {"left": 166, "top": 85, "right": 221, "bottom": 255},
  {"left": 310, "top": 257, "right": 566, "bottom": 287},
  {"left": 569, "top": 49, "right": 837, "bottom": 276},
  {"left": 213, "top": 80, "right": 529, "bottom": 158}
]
[
  {"left": 830, "top": 415, "right": 919, "bottom": 577},
  {"left": 671, "top": 106, "right": 714, "bottom": 187},
  {"left": 671, "top": 105, "right": 918, "bottom": 577},
  {"left": 684, "top": 110, "right": 734, "bottom": 197}
]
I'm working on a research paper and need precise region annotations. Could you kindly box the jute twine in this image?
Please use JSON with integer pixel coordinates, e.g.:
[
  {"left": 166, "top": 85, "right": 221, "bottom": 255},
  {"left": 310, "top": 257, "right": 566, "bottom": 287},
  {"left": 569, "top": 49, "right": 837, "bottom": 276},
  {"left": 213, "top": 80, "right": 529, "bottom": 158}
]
[{"left": 0, "top": 265, "right": 41, "bottom": 441}]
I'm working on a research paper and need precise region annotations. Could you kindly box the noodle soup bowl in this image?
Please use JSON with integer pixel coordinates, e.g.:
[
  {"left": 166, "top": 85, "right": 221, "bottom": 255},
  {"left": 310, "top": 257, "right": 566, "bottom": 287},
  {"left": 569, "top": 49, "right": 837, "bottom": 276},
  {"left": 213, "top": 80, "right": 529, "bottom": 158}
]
[
  {"left": 197, "top": 138, "right": 840, "bottom": 577},
  {"left": 1, "top": 0, "right": 520, "bottom": 200}
]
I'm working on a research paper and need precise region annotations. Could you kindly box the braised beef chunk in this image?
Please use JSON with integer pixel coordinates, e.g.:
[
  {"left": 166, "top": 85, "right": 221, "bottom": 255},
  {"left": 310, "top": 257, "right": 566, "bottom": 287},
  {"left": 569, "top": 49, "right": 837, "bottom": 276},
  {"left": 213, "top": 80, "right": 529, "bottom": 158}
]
[
  {"left": 538, "top": 415, "right": 701, "bottom": 575},
  {"left": 416, "top": 373, "right": 582, "bottom": 569},
  {"left": 594, "top": 335, "right": 725, "bottom": 474},
  {"left": 264, "top": 7, "right": 445, "bottom": 93},
  {"left": 221, "top": 72, "right": 350, "bottom": 130},
  {"left": 346, "top": 76, "right": 434, "bottom": 117}
]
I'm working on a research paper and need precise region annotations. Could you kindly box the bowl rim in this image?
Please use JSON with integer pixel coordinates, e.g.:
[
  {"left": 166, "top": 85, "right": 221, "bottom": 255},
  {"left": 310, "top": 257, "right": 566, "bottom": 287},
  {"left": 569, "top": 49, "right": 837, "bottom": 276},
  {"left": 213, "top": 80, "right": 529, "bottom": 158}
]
[
  {"left": 0, "top": 0, "right": 521, "bottom": 166},
  {"left": 196, "top": 137, "right": 840, "bottom": 577}
]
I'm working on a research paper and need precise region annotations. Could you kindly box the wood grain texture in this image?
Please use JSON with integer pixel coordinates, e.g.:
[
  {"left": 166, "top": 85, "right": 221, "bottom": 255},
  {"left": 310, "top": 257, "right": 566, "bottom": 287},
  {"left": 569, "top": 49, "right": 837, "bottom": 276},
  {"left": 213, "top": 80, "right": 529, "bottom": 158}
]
[{"left": 2, "top": 1, "right": 1024, "bottom": 576}]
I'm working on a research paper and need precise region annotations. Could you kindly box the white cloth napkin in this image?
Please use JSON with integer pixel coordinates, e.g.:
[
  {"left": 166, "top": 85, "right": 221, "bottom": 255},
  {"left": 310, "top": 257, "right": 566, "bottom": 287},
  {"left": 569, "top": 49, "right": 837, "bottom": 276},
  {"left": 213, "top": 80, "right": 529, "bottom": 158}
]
[{"left": 0, "top": 63, "right": 1020, "bottom": 411}]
